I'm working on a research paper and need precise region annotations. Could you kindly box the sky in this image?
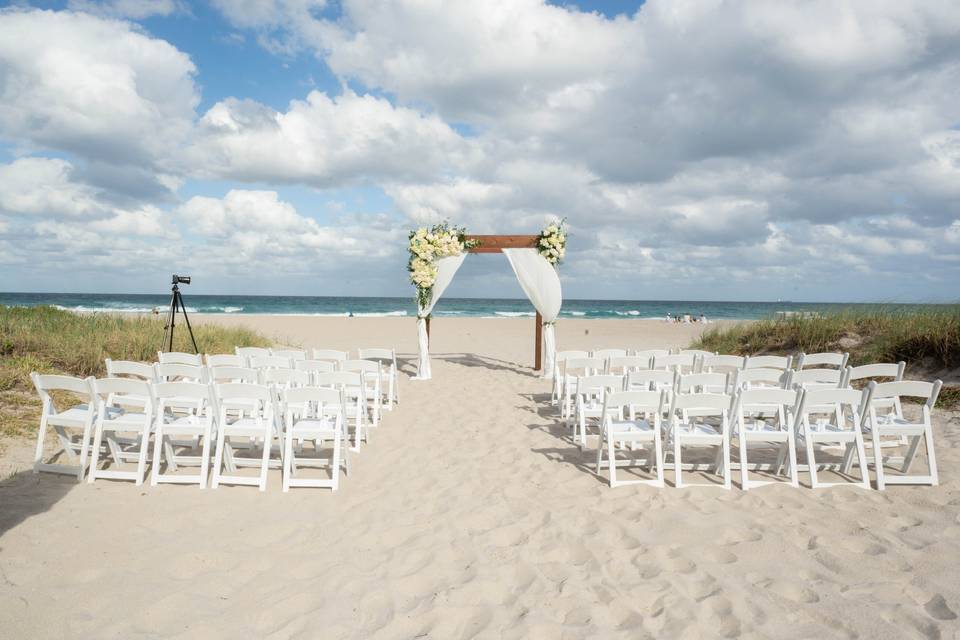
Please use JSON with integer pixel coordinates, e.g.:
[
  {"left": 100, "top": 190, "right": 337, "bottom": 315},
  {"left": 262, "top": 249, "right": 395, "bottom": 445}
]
[{"left": 0, "top": 0, "right": 958, "bottom": 302}]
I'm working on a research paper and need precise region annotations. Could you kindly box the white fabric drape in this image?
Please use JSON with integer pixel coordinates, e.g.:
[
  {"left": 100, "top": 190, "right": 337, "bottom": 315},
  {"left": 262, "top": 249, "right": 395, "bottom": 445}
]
[
  {"left": 502, "top": 248, "right": 562, "bottom": 378},
  {"left": 415, "top": 253, "right": 467, "bottom": 380}
]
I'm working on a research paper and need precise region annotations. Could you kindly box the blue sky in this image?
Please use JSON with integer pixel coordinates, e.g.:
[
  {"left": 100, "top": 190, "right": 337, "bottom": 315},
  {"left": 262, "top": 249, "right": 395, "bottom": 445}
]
[{"left": 0, "top": 0, "right": 958, "bottom": 302}]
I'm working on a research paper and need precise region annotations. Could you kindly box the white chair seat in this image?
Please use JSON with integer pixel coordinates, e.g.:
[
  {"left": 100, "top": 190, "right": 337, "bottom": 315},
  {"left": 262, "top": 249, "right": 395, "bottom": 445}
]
[
  {"left": 741, "top": 419, "right": 783, "bottom": 434},
  {"left": 100, "top": 411, "right": 150, "bottom": 429},
  {"left": 675, "top": 422, "right": 723, "bottom": 437},
  {"left": 608, "top": 419, "right": 655, "bottom": 435},
  {"left": 289, "top": 418, "right": 338, "bottom": 435}
]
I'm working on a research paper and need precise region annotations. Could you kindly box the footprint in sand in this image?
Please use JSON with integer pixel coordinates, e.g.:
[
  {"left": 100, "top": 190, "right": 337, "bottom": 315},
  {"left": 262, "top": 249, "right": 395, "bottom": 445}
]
[
  {"left": 766, "top": 580, "right": 820, "bottom": 604},
  {"left": 923, "top": 594, "right": 957, "bottom": 621}
]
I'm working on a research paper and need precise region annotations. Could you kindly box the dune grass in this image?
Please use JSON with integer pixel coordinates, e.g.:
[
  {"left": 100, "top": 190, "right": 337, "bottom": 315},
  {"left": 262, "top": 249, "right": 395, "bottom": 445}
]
[
  {"left": 693, "top": 305, "right": 960, "bottom": 407},
  {"left": 0, "top": 305, "right": 271, "bottom": 437}
]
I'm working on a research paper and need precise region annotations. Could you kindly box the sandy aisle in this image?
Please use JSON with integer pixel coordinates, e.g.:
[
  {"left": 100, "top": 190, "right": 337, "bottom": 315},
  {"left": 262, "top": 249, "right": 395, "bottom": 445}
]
[{"left": 1, "top": 317, "right": 958, "bottom": 638}]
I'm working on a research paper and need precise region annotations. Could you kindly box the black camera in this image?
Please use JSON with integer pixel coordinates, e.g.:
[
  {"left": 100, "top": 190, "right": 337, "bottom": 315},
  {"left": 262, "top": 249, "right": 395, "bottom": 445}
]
[{"left": 171, "top": 274, "right": 191, "bottom": 285}]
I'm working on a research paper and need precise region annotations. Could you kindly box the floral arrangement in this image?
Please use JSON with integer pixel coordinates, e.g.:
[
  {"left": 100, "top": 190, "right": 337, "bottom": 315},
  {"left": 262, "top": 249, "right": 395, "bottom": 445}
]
[
  {"left": 408, "top": 222, "right": 478, "bottom": 309},
  {"left": 538, "top": 219, "right": 567, "bottom": 266}
]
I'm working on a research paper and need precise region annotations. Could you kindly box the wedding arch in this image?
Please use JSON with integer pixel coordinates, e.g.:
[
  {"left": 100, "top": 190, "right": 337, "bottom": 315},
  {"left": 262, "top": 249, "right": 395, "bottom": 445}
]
[{"left": 408, "top": 222, "right": 566, "bottom": 380}]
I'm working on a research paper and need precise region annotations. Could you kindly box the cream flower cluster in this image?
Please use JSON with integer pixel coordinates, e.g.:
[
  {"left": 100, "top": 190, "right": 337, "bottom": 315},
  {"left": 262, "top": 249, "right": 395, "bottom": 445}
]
[
  {"left": 538, "top": 220, "right": 567, "bottom": 265},
  {"left": 408, "top": 222, "right": 475, "bottom": 308}
]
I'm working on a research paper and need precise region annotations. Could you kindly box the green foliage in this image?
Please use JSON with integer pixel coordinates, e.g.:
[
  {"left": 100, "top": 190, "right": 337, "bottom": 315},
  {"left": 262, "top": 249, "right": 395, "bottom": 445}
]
[
  {"left": 693, "top": 306, "right": 960, "bottom": 407},
  {"left": 0, "top": 305, "right": 271, "bottom": 436}
]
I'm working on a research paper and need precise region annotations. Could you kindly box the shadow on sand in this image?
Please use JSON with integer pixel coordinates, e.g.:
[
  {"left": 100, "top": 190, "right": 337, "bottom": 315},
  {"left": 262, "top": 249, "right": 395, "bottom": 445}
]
[{"left": 0, "top": 468, "right": 77, "bottom": 537}]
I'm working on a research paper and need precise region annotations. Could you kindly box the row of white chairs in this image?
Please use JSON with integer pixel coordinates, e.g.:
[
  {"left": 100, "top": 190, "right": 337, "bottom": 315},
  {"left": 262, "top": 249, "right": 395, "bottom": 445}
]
[
  {"left": 558, "top": 355, "right": 905, "bottom": 424},
  {"left": 30, "top": 350, "right": 399, "bottom": 491},
  {"left": 563, "top": 370, "right": 941, "bottom": 490},
  {"left": 153, "top": 347, "right": 400, "bottom": 409}
]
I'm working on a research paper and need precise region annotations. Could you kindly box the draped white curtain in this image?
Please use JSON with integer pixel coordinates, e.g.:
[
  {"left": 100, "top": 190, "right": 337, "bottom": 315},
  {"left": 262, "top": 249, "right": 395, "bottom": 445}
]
[
  {"left": 502, "top": 248, "right": 563, "bottom": 378},
  {"left": 414, "top": 253, "right": 467, "bottom": 380}
]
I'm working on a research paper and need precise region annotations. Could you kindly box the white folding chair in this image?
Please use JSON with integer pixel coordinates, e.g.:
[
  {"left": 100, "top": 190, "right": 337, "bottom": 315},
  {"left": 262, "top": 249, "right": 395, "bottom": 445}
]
[
  {"left": 358, "top": 348, "right": 400, "bottom": 409},
  {"left": 271, "top": 348, "right": 307, "bottom": 362},
  {"left": 795, "top": 387, "right": 871, "bottom": 489},
  {"left": 311, "top": 349, "right": 348, "bottom": 366},
  {"left": 552, "top": 350, "right": 589, "bottom": 405},
  {"left": 206, "top": 353, "right": 246, "bottom": 368},
  {"left": 29, "top": 374, "right": 97, "bottom": 480},
  {"left": 745, "top": 355, "right": 793, "bottom": 370},
  {"left": 573, "top": 374, "right": 624, "bottom": 446},
  {"left": 733, "top": 367, "right": 789, "bottom": 390},
  {"left": 701, "top": 354, "right": 745, "bottom": 374},
  {"left": 209, "top": 366, "right": 260, "bottom": 384},
  {"left": 212, "top": 383, "right": 279, "bottom": 491},
  {"left": 676, "top": 372, "right": 729, "bottom": 394},
  {"left": 235, "top": 346, "right": 270, "bottom": 361},
  {"left": 561, "top": 357, "right": 604, "bottom": 423},
  {"left": 732, "top": 388, "right": 802, "bottom": 489},
  {"left": 676, "top": 349, "right": 715, "bottom": 373},
  {"left": 667, "top": 392, "right": 733, "bottom": 489},
  {"left": 633, "top": 349, "right": 670, "bottom": 367},
  {"left": 151, "top": 381, "right": 215, "bottom": 488},
  {"left": 653, "top": 353, "right": 697, "bottom": 375},
  {"left": 157, "top": 351, "right": 203, "bottom": 366},
  {"left": 847, "top": 361, "right": 906, "bottom": 414},
  {"left": 154, "top": 362, "right": 206, "bottom": 383},
  {"left": 626, "top": 370, "right": 676, "bottom": 409},
  {"left": 592, "top": 348, "right": 628, "bottom": 363},
  {"left": 796, "top": 351, "right": 849, "bottom": 370},
  {"left": 88, "top": 378, "right": 155, "bottom": 485},
  {"left": 315, "top": 371, "right": 368, "bottom": 451},
  {"left": 596, "top": 390, "right": 666, "bottom": 488},
  {"left": 281, "top": 386, "right": 350, "bottom": 491},
  {"left": 864, "top": 380, "right": 942, "bottom": 489},
  {"left": 295, "top": 359, "right": 337, "bottom": 385},
  {"left": 342, "top": 360, "right": 383, "bottom": 427},
  {"left": 261, "top": 368, "right": 310, "bottom": 390},
  {"left": 104, "top": 358, "right": 156, "bottom": 409},
  {"left": 105, "top": 358, "right": 156, "bottom": 381},
  {"left": 788, "top": 368, "right": 846, "bottom": 390},
  {"left": 606, "top": 355, "right": 651, "bottom": 375},
  {"left": 250, "top": 354, "right": 293, "bottom": 370}
]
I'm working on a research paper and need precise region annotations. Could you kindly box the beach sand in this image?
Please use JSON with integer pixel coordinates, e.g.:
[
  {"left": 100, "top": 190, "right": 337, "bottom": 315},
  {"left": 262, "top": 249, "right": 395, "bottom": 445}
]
[{"left": 1, "top": 317, "right": 958, "bottom": 638}]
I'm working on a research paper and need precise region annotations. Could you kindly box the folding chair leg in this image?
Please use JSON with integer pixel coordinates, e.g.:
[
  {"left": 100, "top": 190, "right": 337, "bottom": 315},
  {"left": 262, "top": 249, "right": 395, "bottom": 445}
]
[
  {"left": 331, "top": 434, "right": 341, "bottom": 491},
  {"left": 76, "top": 420, "right": 94, "bottom": 481},
  {"left": 595, "top": 429, "right": 604, "bottom": 475},
  {"left": 721, "top": 438, "right": 732, "bottom": 490},
  {"left": 283, "top": 432, "right": 293, "bottom": 493},
  {"left": 786, "top": 434, "right": 799, "bottom": 488},
  {"left": 33, "top": 414, "right": 49, "bottom": 472},
  {"left": 871, "top": 427, "right": 885, "bottom": 490},
  {"left": 738, "top": 436, "right": 750, "bottom": 489},
  {"left": 854, "top": 433, "right": 871, "bottom": 490},
  {"left": 199, "top": 428, "right": 211, "bottom": 488},
  {"left": 674, "top": 437, "right": 683, "bottom": 488},
  {"left": 607, "top": 433, "right": 617, "bottom": 487},
  {"left": 211, "top": 433, "right": 226, "bottom": 489},
  {"left": 258, "top": 432, "right": 271, "bottom": 491},
  {"left": 805, "top": 436, "right": 819, "bottom": 489},
  {"left": 135, "top": 426, "right": 150, "bottom": 486},
  {"left": 150, "top": 429, "right": 164, "bottom": 486},
  {"left": 87, "top": 423, "right": 105, "bottom": 484},
  {"left": 925, "top": 425, "right": 939, "bottom": 487},
  {"left": 654, "top": 431, "right": 665, "bottom": 487}
]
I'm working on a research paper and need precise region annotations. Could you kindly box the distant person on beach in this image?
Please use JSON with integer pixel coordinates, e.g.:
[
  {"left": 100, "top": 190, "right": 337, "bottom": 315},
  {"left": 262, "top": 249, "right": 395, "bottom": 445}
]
[
  {"left": 151, "top": 307, "right": 159, "bottom": 316},
  {"left": 666, "top": 313, "right": 672, "bottom": 322},
  {"left": 700, "top": 313, "right": 706, "bottom": 323}
]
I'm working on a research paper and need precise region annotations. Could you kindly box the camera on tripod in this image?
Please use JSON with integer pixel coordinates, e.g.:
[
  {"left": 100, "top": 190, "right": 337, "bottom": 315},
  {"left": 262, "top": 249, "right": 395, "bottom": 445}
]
[{"left": 162, "top": 274, "right": 198, "bottom": 354}]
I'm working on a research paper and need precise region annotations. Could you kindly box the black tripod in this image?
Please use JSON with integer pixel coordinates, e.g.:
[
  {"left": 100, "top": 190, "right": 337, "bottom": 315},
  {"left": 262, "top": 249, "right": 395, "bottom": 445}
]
[{"left": 162, "top": 275, "right": 198, "bottom": 354}]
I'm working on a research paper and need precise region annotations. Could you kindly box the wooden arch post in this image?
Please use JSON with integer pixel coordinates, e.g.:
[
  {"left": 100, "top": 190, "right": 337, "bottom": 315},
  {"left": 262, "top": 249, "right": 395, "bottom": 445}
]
[{"left": 463, "top": 235, "right": 543, "bottom": 371}]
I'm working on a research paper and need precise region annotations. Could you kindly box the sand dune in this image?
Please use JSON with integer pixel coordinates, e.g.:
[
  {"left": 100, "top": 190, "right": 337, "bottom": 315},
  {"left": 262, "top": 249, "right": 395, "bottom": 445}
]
[{"left": 1, "top": 318, "right": 958, "bottom": 638}]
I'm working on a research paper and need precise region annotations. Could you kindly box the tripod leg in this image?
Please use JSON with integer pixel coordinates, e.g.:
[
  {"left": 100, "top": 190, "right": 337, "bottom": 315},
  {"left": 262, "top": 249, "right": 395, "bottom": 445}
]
[
  {"left": 164, "top": 289, "right": 177, "bottom": 352},
  {"left": 177, "top": 291, "right": 200, "bottom": 354}
]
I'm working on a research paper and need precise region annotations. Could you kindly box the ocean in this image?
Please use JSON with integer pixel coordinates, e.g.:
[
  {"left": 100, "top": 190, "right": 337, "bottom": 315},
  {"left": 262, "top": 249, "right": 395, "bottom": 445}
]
[{"left": 0, "top": 292, "right": 930, "bottom": 321}]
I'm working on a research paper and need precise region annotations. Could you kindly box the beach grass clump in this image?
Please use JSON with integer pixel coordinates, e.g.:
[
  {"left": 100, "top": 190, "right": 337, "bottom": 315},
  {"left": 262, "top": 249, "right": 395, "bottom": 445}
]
[
  {"left": 693, "top": 305, "right": 960, "bottom": 407},
  {"left": 0, "top": 305, "right": 270, "bottom": 437}
]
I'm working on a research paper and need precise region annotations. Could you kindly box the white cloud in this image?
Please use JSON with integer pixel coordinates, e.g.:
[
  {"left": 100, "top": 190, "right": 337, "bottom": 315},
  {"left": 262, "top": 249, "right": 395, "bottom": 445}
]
[
  {"left": 186, "top": 91, "right": 472, "bottom": 187},
  {"left": 0, "top": 8, "right": 198, "bottom": 166}
]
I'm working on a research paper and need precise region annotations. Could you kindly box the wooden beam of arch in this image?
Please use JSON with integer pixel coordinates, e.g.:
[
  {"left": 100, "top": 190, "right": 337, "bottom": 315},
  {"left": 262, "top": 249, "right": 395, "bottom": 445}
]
[{"left": 464, "top": 235, "right": 539, "bottom": 253}]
